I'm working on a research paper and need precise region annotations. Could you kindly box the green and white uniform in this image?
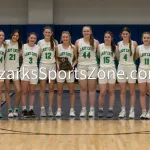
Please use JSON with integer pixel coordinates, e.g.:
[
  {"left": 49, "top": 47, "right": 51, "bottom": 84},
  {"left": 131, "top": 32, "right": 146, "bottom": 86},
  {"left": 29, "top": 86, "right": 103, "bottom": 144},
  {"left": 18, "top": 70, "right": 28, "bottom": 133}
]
[
  {"left": 38, "top": 39, "right": 56, "bottom": 80},
  {"left": 77, "top": 38, "right": 98, "bottom": 80},
  {"left": 117, "top": 41, "right": 136, "bottom": 83},
  {"left": 20, "top": 44, "right": 40, "bottom": 84},
  {"left": 0, "top": 44, "right": 6, "bottom": 81},
  {"left": 137, "top": 44, "right": 150, "bottom": 83},
  {"left": 5, "top": 40, "right": 19, "bottom": 80},
  {"left": 57, "top": 44, "right": 74, "bottom": 83},
  {"left": 98, "top": 43, "right": 116, "bottom": 84}
]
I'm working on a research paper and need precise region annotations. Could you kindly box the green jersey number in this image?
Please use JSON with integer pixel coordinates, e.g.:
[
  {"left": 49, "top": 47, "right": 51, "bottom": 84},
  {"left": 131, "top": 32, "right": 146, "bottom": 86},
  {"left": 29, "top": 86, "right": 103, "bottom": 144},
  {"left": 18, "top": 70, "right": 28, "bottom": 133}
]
[
  {"left": 82, "top": 52, "right": 91, "bottom": 58},
  {"left": 29, "top": 57, "right": 33, "bottom": 64},
  {"left": 45, "top": 52, "right": 51, "bottom": 59},
  {"left": 9, "top": 54, "right": 16, "bottom": 60},
  {"left": 0, "top": 57, "right": 2, "bottom": 63},
  {"left": 123, "top": 54, "right": 127, "bottom": 61},
  {"left": 144, "top": 58, "right": 150, "bottom": 65},
  {"left": 104, "top": 57, "right": 110, "bottom": 64}
]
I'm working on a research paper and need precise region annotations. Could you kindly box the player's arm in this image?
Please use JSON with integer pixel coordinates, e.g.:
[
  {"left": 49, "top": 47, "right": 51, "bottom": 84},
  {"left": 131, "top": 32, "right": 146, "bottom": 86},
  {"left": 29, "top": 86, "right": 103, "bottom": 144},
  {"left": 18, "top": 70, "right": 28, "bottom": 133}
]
[
  {"left": 135, "top": 46, "right": 140, "bottom": 60},
  {"left": 72, "top": 45, "right": 78, "bottom": 69},
  {"left": 55, "top": 46, "right": 60, "bottom": 71},
  {"left": 75, "top": 40, "right": 79, "bottom": 59},
  {"left": 115, "top": 43, "right": 120, "bottom": 60}
]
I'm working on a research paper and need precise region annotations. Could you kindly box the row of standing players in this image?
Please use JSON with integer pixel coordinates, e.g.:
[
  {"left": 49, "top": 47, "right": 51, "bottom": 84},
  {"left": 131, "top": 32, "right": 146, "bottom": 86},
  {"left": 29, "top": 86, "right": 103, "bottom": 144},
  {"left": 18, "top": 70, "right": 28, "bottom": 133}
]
[{"left": 0, "top": 26, "right": 150, "bottom": 119}]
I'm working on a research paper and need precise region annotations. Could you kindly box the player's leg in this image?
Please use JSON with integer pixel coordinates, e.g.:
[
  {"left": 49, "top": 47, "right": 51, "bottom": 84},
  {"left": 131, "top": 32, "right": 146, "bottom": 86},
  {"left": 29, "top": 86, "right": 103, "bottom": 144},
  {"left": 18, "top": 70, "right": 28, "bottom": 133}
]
[
  {"left": 0, "top": 81, "right": 4, "bottom": 118},
  {"left": 146, "top": 82, "right": 150, "bottom": 119},
  {"left": 13, "top": 79, "right": 21, "bottom": 117},
  {"left": 21, "top": 80, "right": 29, "bottom": 118}
]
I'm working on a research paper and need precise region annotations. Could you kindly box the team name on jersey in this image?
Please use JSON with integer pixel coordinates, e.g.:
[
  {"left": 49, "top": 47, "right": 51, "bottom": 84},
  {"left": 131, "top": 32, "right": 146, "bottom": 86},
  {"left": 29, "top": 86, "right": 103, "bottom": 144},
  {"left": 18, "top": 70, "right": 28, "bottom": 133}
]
[
  {"left": 0, "top": 51, "right": 5, "bottom": 55},
  {"left": 141, "top": 53, "right": 150, "bottom": 57},
  {"left": 42, "top": 47, "right": 53, "bottom": 52},
  {"left": 80, "top": 46, "right": 94, "bottom": 51},
  {"left": 59, "top": 52, "right": 72, "bottom": 57},
  {"left": 25, "top": 52, "right": 38, "bottom": 57},
  {"left": 7, "top": 48, "right": 18, "bottom": 53},
  {"left": 120, "top": 49, "right": 130, "bottom": 53},
  {"left": 101, "top": 51, "right": 112, "bottom": 56}
]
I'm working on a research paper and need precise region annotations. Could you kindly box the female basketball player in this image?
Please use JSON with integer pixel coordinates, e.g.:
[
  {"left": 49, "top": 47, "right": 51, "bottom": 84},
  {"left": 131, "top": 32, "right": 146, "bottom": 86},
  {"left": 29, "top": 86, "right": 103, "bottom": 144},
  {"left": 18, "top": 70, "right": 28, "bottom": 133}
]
[
  {"left": 117, "top": 27, "right": 137, "bottom": 119},
  {"left": 21, "top": 32, "right": 40, "bottom": 118},
  {"left": 98, "top": 31, "right": 117, "bottom": 118},
  {"left": 5, "top": 29, "right": 22, "bottom": 118},
  {"left": 38, "top": 26, "right": 57, "bottom": 117},
  {"left": 75, "top": 26, "right": 99, "bottom": 117},
  {"left": 55, "top": 31, "right": 77, "bottom": 117},
  {"left": 0, "top": 31, "right": 6, "bottom": 118},
  {"left": 135, "top": 32, "right": 150, "bottom": 119}
]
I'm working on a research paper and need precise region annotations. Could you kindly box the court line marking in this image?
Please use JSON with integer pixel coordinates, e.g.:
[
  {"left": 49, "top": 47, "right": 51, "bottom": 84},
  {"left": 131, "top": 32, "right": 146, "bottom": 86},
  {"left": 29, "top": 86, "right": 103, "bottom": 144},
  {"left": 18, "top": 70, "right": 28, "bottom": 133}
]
[{"left": 0, "top": 127, "right": 150, "bottom": 136}]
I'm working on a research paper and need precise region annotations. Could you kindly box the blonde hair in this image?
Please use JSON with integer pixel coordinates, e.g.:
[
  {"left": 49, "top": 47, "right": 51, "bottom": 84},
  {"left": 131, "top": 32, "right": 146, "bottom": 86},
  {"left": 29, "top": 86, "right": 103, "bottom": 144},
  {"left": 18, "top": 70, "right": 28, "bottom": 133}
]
[{"left": 61, "top": 31, "right": 73, "bottom": 48}]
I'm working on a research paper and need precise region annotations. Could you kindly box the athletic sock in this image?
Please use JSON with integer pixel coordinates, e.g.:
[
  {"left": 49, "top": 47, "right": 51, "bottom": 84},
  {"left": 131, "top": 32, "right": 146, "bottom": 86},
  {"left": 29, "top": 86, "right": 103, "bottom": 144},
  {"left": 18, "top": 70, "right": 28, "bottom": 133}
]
[
  {"left": 22, "top": 106, "right": 26, "bottom": 110},
  {"left": 70, "top": 108, "right": 74, "bottom": 111},
  {"left": 41, "top": 107, "right": 45, "bottom": 110},
  {"left": 109, "top": 108, "right": 113, "bottom": 111},
  {"left": 58, "top": 108, "right": 61, "bottom": 111},
  {"left": 99, "top": 108, "right": 103, "bottom": 111},
  {"left": 130, "top": 107, "right": 134, "bottom": 111},
  {"left": 90, "top": 107, "right": 94, "bottom": 110},
  {"left": 121, "top": 107, "right": 125, "bottom": 111},
  {"left": 82, "top": 107, "right": 86, "bottom": 110},
  {"left": 29, "top": 106, "right": 33, "bottom": 110}
]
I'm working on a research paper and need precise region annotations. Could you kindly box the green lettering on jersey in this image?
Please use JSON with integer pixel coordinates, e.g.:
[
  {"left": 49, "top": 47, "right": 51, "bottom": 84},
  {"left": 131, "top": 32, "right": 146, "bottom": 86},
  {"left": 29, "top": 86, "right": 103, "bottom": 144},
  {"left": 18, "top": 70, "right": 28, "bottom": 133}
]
[{"left": 0, "top": 57, "right": 3, "bottom": 63}]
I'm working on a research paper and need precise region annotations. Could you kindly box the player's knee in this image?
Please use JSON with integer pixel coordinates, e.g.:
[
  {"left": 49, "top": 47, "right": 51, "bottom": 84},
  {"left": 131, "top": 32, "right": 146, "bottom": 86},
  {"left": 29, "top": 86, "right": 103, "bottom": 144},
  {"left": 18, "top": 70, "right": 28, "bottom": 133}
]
[
  {"left": 69, "top": 90, "right": 74, "bottom": 95},
  {"left": 80, "top": 87, "right": 87, "bottom": 92},
  {"left": 130, "top": 90, "right": 135, "bottom": 96},
  {"left": 140, "top": 91, "right": 146, "bottom": 97},
  {"left": 57, "top": 90, "right": 63, "bottom": 96},
  {"left": 109, "top": 91, "right": 114, "bottom": 96},
  {"left": 100, "top": 91, "right": 106, "bottom": 98},
  {"left": 22, "top": 90, "right": 27, "bottom": 95},
  {"left": 40, "top": 87, "right": 45, "bottom": 93},
  {"left": 0, "top": 90, "right": 2, "bottom": 95},
  {"left": 120, "top": 89, "right": 126, "bottom": 95},
  {"left": 5, "top": 87, "right": 10, "bottom": 93},
  {"left": 29, "top": 90, "right": 35, "bottom": 96},
  {"left": 49, "top": 87, "right": 54, "bottom": 93}
]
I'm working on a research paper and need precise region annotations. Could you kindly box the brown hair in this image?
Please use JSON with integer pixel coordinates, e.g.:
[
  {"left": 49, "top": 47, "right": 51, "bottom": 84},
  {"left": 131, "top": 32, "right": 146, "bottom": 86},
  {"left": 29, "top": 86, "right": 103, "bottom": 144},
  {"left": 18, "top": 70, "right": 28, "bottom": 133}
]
[
  {"left": 0, "top": 30, "right": 6, "bottom": 47},
  {"left": 142, "top": 32, "right": 150, "bottom": 43},
  {"left": 104, "top": 31, "right": 116, "bottom": 55},
  {"left": 120, "top": 27, "right": 132, "bottom": 56},
  {"left": 10, "top": 29, "right": 23, "bottom": 51},
  {"left": 61, "top": 31, "right": 73, "bottom": 48},
  {"left": 82, "top": 26, "right": 94, "bottom": 48},
  {"left": 44, "top": 26, "right": 56, "bottom": 50}
]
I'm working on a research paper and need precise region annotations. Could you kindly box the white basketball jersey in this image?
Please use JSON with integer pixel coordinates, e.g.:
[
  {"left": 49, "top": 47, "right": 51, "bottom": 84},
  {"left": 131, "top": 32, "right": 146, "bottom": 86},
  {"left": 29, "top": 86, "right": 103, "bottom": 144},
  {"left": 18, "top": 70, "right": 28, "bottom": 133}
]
[
  {"left": 138, "top": 44, "right": 150, "bottom": 69},
  {"left": 22, "top": 44, "right": 40, "bottom": 67},
  {"left": 0, "top": 44, "right": 6, "bottom": 71},
  {"left": 38, "top": 39, "right": 55, "bottom": 64},
  {"left": 58, "top": 44, "right": 73, "bottom": 65},
  {"left": 98, "top": 43, "right": 115, "bottom": 68},
  {"left": 5, "top": 40, "right": 19, "bottom": 70},
  {"left": 78, "top": 38, "right": 97, "bottom": 65},
  {"left": 118, "top": 41, "right": 135, "bottom": 65}
]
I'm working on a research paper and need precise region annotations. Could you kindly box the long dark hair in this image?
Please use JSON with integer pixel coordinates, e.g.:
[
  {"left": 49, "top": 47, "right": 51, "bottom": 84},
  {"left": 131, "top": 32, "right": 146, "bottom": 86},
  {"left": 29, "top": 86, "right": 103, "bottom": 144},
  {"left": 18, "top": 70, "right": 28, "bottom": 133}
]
[
  {"left": 43, "top": 26, "right": 56, "bottom": 50},
  {"left": 104, "top": 31, "right": 116, "bottom": 55},
  {"left": 120, "top": 27, "right": 132, "bottom": 56},
  {"left": 10, "top": 29, "right": 23, "bottom": 51},
  {"left": 82, "top": 26, "right": 94, "bottom": 48}
]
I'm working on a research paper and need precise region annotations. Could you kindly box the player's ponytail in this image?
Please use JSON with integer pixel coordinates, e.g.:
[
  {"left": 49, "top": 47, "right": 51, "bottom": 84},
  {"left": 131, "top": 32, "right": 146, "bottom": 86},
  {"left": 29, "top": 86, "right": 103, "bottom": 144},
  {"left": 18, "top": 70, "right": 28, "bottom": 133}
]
[
  {"left": 104, "top": 31, "right": 116, "bottom": 55},
  {"left": 90, "top": 34, "right": 94, "bottom": 48},
  {"left": 43, "top": 26, "right": 56, "bottom": 50},
  {"left": 129, "top": 39, "right": 132, "bottom": 56},
  {"left": 10, "top": 29, "right": 23, "bottom": 51}
]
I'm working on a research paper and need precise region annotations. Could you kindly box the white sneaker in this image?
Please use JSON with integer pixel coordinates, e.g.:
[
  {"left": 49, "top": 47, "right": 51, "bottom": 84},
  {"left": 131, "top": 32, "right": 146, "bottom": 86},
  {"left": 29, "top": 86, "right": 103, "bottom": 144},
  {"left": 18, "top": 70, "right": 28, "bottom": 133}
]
[
  {"left": 40, "top": 109, "right": 46, "bottom": 117},
  {"left": 119, "top": 110, "right": 126, "bottom": 118},
  {"left": 55, "top": 110, "right": 62, "bottom": 117},
  {"left": 140, "top": 111, "right": 147, "bottom": 119},
  {"left": 48, "top": 108, "right": 54, "bottom": 117},
  {"left": 8, "top": 109, "right": 14, "bottom": 118},
  {"left": 129, "top": 110, "right": 135, "bottom": 119},
  {"left": 80, "top": 108, "right": 87, "bottom": 117},
  {"left": 13, "top": 109, "right": 19, "bottom": 117},
  {"left": 146, "top": 111, "right": 150, "bottom": 119},
  {"left": 88, "top": 109, "right": 95, "bottom": 117},
  {"left": 69, "top": 109, "right": 76, "bottom": 117}
]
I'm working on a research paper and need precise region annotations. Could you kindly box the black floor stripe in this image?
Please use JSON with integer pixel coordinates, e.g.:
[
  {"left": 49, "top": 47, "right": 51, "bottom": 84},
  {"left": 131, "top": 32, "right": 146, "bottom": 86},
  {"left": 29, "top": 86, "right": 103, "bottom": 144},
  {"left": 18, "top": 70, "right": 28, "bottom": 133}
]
[{"left": 0, "top": 127, "right": 150, "bottom": 136}]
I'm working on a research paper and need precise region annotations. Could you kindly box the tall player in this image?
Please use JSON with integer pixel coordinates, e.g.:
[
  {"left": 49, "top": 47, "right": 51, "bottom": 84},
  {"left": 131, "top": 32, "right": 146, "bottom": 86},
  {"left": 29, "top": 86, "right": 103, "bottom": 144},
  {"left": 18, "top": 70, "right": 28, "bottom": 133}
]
[
  {"left": 117, "top": 27, "right": 137, "bottom": 119},
  {"left": 20, "top": 32, "right": 40, "bottom": 118},
  {"left": 38, "top": 26, "right": 57, "bottom": 117},
  {"left": 5, "top": 30, "right": 22, "bottom": 118},
  {"left": 135, "top": 32, "right": 150, "bottom": 119},
  {"left": 75, "top": 26, "right": 99, "bottom": 117},
  {"left": 97, "top": 31, "right": 117, "bottom": 118},
  {"left": 0, "top": 30, "right": 6, "bottom": 118},
  {"left": 55, "top": 31, "right": 77, "bottom": 117}
]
